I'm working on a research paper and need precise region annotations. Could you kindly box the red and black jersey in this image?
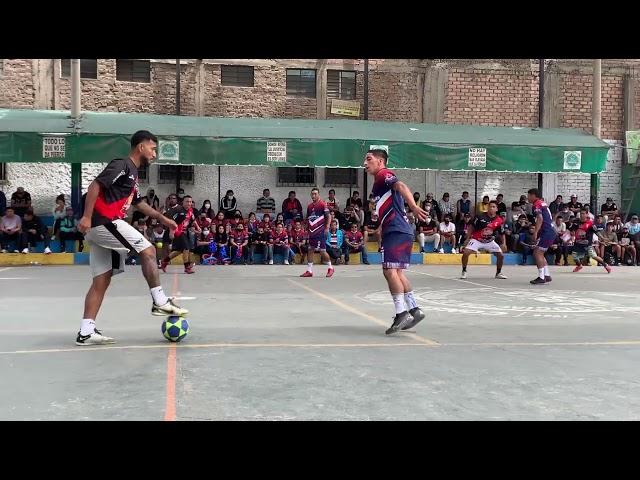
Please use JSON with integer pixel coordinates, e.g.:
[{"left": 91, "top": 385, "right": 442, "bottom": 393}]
[
  {"left": 272, "top": 230, "right": 289, "bottom": 246},
  {"left": 91, "top": 157, "right": 141, "bottom": 227},
  {"left": 290, "top": 228, "right": 308, "bottom": 244},
  {"left": 166, "top": 205, "right": 195, "bottom": 237},
  {"left": 471, "top": 214, "right": 504, "bottom": 242}
]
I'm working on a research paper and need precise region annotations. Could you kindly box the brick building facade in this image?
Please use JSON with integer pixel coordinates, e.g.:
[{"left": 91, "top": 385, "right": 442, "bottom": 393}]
[{"left": 0, "top": 58, "right": 638, "bottom": 216}]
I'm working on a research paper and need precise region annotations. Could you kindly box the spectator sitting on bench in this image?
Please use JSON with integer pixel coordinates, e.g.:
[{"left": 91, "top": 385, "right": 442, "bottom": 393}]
[
  {"left": 438, "top": 214, "right": 458, "bottom": 253},
  {"left": 58, "top": 206, "right": 84, "bottom": 252},
  {"left": 289, "top": 219, "right": 308, "bottom": 264},
  {"left": 619, "top": 226, "right": 637, "bottom": 266},
  {"left": 249, "top": 224, "right": 273, "bottom": 265},
  {"left": 364, "top": 211, "right": 381, "bottom": 252},
  {"left": 194, "top": 225, "right": 214, "bottom": 257},
  {"left": 519, "top": 224, "right": 537, "bottom": 265},
  {"left": 343, "top": 222, "right": 369, "bottom": 265},
  {"left": 272, "top": 222, "right": 291, "bottom": 265},
  {"left": 10, "top": 187, "right": 32, "bottom": 218},
  {"left": 52, "top": 194, "right": 66, "bottom": 239},
  {"left": 325, "top": 219, "right": 344, "bottom": 264},
  {"left": 417, "top": 214, "right": 440, "bottom": 253},
  {"left": 21, "top": 208, "right": 52, "bottom": 254},
  {"left": 0, "top": 207, "right": 24, "bottom": 253},
  {"left": 230, "top": 222, "right": 249, "bottom": 264}
]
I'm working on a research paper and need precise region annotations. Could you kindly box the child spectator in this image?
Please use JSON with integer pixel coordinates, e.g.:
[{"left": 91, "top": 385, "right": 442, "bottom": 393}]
[
  {"left": 249, "top": 224, "right": 273, "bottom": 265},
  {"left": 272, "top": 223, "right": 291, "bottom": 265},
  {"left": 58, "top": 207, "right": 84, "bottom": 253},
  {"left": 230, "top": 223, "right": 249, "bottom": 264},
  {"left": 246, "top": 212, "right": 259, "bottom": 234},
  {"left": 289, "top": 219, "right": 308, "bottom": 264},
  {"left": 52, "top": 194, "right": 66, "bottom": 239}
]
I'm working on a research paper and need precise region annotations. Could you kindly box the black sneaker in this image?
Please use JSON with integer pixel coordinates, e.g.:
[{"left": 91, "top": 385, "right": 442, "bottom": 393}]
[
  {"left": 545, "top": 276, "right": 552, "bottom": 283},
  {"left": 401, "top": 307, "right": 425, "bottom": 330},
  {"left": 385, "top": 311, "right": 411, "bottom": 335},
  {"left": 75, "top": 328, "right": 115, "bottom": 346},
  {"left": 530, "top": 277, "right": 546, "bottom": 285}
]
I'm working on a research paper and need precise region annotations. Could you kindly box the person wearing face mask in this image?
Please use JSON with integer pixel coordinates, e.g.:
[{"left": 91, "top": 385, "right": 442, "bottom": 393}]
[
  {"left": 200, "top": 199, "right": 214, "bottom": 219},
  {"left": 437, "top": 215, "right": 458, "bottom": 253},
  {"left": 195, "top": 225, "right": 215, "bottom": 257},
  {"left": 220, "top": 190, "right": 238, "bottom": 219},
  {"left": 456, "top": 191, "right": 472, "bottom": 222},
  {"left": 417, "top": 213, "right": 440, "bottom": 253}
]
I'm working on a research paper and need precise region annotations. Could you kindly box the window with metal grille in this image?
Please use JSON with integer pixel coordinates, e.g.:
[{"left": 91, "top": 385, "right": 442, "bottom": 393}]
[
  {"left": 221, "top": 65, "right": 254, "bottom": 87},
  {"left": 158, "top": 165, "right": 194, "bottom": 184},
  {"left": 327, "top": 70, "right": 356, "bottom": 100},
  {"left": 0, "top": 59, "right": 4, "bottom": 77},
  {"left": 116, "top": 59, "right": 151, "bottom": 83},
  {"left": 286, "top": 69, "right": 316, "bottom": 97},
  {"left": 137, "top": 165, "right": 148, "bottom": 182},
  {"left": 0, "top": 162, "right": 6, "bottom": 181},
  {"left": 277, "top": 167, "right": 315, "bottom": 186},
  {"left": 324, "top": 168, "right": 358, "bottom": 187},
  {"left": 60, "top": 59, "right": 98, "bottom": 79}
]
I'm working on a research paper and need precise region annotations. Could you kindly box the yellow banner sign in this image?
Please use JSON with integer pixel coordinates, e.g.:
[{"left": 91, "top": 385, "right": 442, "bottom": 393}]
[{"left": 330, "top": 99, "right": 360, "bottom": 117}]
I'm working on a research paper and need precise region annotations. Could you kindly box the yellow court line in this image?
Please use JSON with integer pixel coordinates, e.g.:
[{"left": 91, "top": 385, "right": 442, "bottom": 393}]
[{"left": 287, "top": 279, "right": 440, "bottom": 346}]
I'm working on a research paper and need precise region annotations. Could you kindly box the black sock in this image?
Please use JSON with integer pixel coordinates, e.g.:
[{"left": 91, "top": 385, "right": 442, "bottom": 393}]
[
  {"left": 462, "top": 266, "right": 467, "bottom": 272},
  {"left": 184, "top": 262, "right": 190, "bottom": 268},
  {"left": 496, "top": 267, "right": 502, "bottom": 274}
]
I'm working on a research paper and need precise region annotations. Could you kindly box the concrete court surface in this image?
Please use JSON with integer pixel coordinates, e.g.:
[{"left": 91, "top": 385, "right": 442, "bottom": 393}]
[{"left": 1, "top": 262, "right": 640, "bottom": 421}]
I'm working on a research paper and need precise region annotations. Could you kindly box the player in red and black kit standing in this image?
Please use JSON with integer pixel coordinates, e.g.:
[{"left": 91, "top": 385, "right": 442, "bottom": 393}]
[
  {"left": 160, "top": 195, "right": 201, "bottom": 274},
  {"left": 364, "top": 149, "right": 428, "bottom": 334},
  {"left": 300, "top": 187, "right": 333, "bottom": 277},
  {"left": 77, "top": 131, "right": 188, "bottom": 346},
  {"left": 460, "top": 200, "right": 507, "bottom": 279}
]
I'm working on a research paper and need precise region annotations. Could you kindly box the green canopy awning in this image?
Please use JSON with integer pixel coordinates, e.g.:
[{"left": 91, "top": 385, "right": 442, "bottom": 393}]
[{"left": 0, "top": 108, "right": 611, "bottom": 173}]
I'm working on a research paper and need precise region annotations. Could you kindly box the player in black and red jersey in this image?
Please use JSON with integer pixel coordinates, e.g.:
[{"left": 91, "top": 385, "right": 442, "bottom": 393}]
[
  {"left": 460, "top": 200, "right": 507, "bottom": 280},
  {"left": 160, "top": 195, "right": 201, "bottom": 274}
]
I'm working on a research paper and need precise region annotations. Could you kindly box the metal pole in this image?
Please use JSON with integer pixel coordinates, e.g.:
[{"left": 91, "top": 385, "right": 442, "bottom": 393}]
[
  {"left": 591, "top": 59, "right": 602, "bottom": 212},
  {"left": 217, "top": 166, "right": 221, "bottom": 213},
  {"left": 474, "top": 171, "right": 478, "bottom": 216},
  {"left": 175, "top": 59, "right": 182, "bottom": 194},
  {"left": 537, "top": 59, "right": 544, "bottom": 196},
  {"left": 70, "top": 59, "right": 82, "bottom": 214},
  {"left": 362, "top": 59, "right": 369, "bottom": 206}
]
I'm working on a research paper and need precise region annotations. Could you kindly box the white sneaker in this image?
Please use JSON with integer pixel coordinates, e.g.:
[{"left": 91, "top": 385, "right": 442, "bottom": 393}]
[
  {"left": 438, "top": 248, "right": 444, "bottom": 254},
  {"left": 460, "top": 271, "right": 467, "bottom": 279},
  {"left": 0, "top": 249, "right": 6, "bottom": 254},
  {"left": 13, "top": 249, "right": 20, "bottom": 253},
  {"left": 76, "top": 329, "right": 116, "bottom": 346},
  {"left": 44, "top": 247, "right": 52, "bottom": 254},
  {"left": 284, "top": 259, "right": 289, "bottom": 265},
  {"left": 452, "top": 248, "right": 458, "bottom": 254},
  {"left": 21, "top": 248, "right": 29, "bottom": 254},
  {"left": 495, "top": 272, "right": 508, "bottom": 279},
  {"left": 269, "top": 260, "right": 274, "bottom": 265},
  {"left": 151, "top": 299, "right": 189, "bottom": 316}
]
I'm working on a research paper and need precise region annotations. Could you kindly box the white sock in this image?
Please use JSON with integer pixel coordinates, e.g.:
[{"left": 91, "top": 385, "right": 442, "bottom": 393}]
[
  {"left": 543, "top": 265, "right": 550, "bottom": 276},
  {"left": 80, "top": 319, "right": 96, "bottom": 336},
  {"left": 538, "top": 268, "right": 545, "bottom": 280},
  {"left": 327, "top": 261, "right": 332, "bottom": 268},
  {"left": 307, "top": 262, "right": 313, "bottom": 273},
  {"left": 392, "top": 293, "right": 406, "bottom": 314},
  {"left": 150, "top": 286, "right": 169, "bottom": 306},
  {"left": 404, "top": 291, "right": 418, "bottom": 310}
]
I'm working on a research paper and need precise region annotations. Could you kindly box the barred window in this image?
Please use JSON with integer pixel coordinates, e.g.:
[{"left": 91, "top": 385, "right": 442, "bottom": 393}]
[
  {"left": 221, "top": 65, "right": 254, "bottom": 87},
  {"left": 277, "top": 167, "right": 315, "bottom": 186},
  {"left": 0, "top": 162, "right": 6, "bottom": 181},
  {"left": 327, "top": 70, "right": 356, "bottom": 100},
  {"left": 286, "top": 69, "right": 316, "bottom": 98},
  {"left": 61, "top": 59, "right": 98, "bottom": 79},
  {"left": 158, "top": 165, "right": 194, "bottom": 185},
  {"left": 324, "top": 168, "right": 358, "bottom": 187},
  {"left": 116, "top": 59, "right": 151, "bottom": 83}
]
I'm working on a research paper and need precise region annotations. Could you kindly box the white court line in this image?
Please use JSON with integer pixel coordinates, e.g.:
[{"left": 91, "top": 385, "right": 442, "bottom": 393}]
[
  {"left": 0, "top": 278, "right": 32, "bottom": 280},
  {"left": 407, "top": 268, "right": 503, "bottom": 290},
  {"left": 0, "top": 267, "right": 13, "bottom": 274}
]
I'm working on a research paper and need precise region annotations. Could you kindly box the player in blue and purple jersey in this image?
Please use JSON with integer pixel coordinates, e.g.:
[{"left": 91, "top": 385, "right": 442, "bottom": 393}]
[
  {"left": 363, "top": 149, "right": 428, "bottom": 334},
  {"left": 527, "top": 188, "right": 556, "bottom": 285}
]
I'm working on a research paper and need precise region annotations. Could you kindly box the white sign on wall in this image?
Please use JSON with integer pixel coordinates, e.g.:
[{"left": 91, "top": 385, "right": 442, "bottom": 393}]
[
  {"left": 42, "top": 137, "right": 66, "bottom": 158},
  {"left": 158, "top": 140, "right": 180, "bottom": 163},
  {"left": 563, "top": 151, "right": 582, "bottom": 170},
  {"left": 267, "top": 141, "right": 287, "bottom": 163},
  {"left": 468, "top": 147, "right": 486, "bottom": 168}
]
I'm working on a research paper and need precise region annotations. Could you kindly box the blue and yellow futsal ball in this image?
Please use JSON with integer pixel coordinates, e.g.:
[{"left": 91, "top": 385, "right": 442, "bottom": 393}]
[{"left": 162, "top": 315, "right": 189, "bottom": 342}]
